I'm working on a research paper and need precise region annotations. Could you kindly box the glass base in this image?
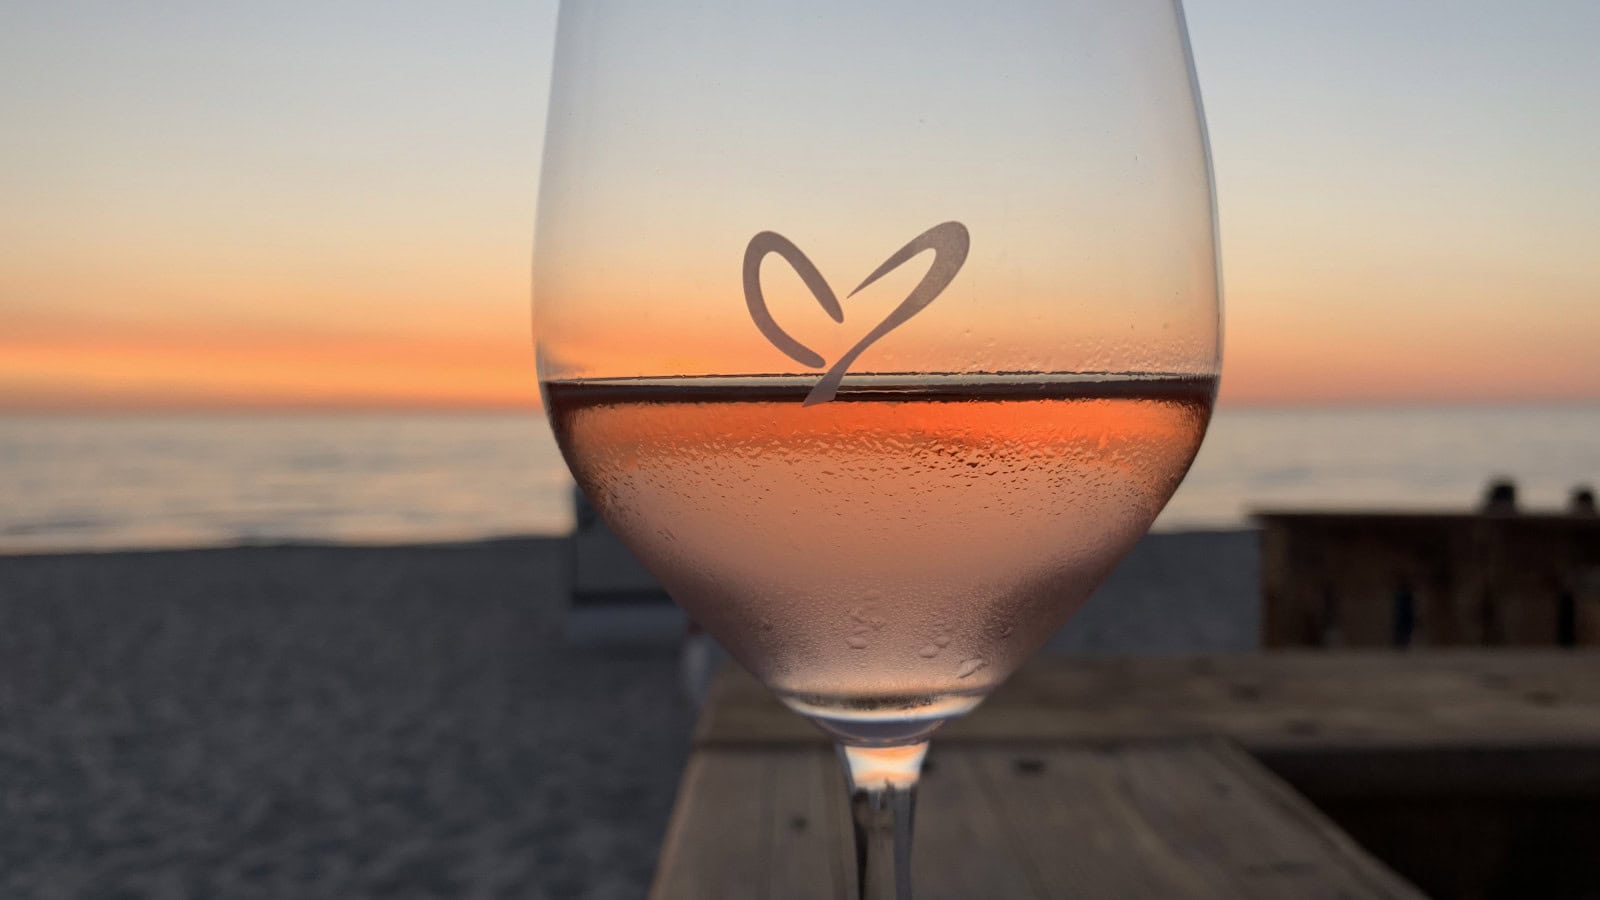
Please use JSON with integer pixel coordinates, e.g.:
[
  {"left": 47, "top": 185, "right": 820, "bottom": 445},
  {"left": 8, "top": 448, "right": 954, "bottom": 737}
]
[{"left": 777, "top": 690, "right": 985, "bottom": 746}]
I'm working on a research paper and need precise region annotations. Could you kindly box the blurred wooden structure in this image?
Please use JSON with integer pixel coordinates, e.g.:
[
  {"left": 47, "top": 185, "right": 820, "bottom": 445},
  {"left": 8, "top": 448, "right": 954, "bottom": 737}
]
[
  {"left": 1258, "top": 512, "right": 1600, "bottom": 648},
  {"left": 564, "top": 487, "right": 683, "bottom": 644},
  {"left": 652, "top": 653, "right": 1600, "bottom": 898}
]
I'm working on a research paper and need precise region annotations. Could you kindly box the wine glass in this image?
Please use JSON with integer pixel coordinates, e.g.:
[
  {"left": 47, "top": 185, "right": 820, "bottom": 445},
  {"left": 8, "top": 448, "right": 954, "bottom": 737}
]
[{"left": 533, "top": 2, "right": 1219, "bottom": 897}]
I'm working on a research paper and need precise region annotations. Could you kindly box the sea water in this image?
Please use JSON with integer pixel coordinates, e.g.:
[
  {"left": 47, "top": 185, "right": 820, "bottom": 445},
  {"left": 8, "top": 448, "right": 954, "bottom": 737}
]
[{"left": 0, "top": 405, "right": 1594, "bottom": 552}]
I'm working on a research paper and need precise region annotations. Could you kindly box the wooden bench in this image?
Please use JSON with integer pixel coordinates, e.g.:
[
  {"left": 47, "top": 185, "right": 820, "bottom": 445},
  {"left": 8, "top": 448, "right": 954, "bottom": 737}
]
[
  {"left": 563, "top": 488, "right": 684, "bottom": 645},
  {"left": 654, "top": 652, "right": 1600, "bottom": 898},
  {"left": 1257, "top": 512, "right": 1600, "bottom": 648}
]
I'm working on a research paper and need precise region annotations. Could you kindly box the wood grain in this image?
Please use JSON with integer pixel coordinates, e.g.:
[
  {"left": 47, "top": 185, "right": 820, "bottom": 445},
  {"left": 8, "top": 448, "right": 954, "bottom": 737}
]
[
  {"left": 696, "top": 651, "right": 1600, "bottom": 755},
  {"left": 652, "top": 741, "right": 1424, "bottom": 899},
  {"left": 661, "top": 652, "right": 1600, "bottom": 896}
]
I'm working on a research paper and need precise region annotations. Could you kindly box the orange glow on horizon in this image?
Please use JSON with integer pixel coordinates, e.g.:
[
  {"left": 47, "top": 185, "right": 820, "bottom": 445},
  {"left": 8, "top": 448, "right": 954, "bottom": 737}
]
[
  {"left": 6, "top": 307, "right": 1600, "bottom": 411},
  {"left": 0, "top": 331, "right": 541, "bottom": 412}
]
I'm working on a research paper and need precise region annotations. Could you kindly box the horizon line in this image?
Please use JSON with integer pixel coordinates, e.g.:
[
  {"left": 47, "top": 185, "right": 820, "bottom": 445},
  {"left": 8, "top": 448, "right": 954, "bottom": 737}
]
[{"left": 1, "top": 395, "right": 1598, "bottom": 416}]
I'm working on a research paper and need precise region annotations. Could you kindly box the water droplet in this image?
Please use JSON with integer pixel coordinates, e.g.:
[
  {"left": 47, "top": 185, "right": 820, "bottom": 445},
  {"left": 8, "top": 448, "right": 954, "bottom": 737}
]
[
  {"left": 918, "top": 644, "right": 942, "bottom": 659},
  {"left": 934, "top": 634, "right": 951, "bottom": 648},
  {"left": 957, "top": 657, "right": 988, "bottom": 679},
  {"left": 847, "top": 635, "right": 870, "bottom": 650}
]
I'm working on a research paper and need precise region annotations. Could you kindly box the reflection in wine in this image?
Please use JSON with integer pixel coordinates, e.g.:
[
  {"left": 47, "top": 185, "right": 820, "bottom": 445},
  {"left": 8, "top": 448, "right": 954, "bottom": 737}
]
[{"left": 547, "top": 373, "right": 1214, "bottom": 742}]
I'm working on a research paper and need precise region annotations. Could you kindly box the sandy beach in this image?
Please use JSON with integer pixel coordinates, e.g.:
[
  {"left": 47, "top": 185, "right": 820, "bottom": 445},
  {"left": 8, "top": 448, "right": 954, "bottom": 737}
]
[{"left": 0, "top": 530, "right": 1257, "bottom": 898}]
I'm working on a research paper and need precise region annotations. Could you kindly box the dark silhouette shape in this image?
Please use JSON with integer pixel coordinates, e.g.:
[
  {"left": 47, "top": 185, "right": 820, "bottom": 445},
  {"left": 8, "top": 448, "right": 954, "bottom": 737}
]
[
  {"left": 1480, "top": 478, "right": 1518, "bottom": 515},
  {"left": 1557, "top": 590, "right": 1577, "bottom": 647},
  {"left": 1392, "top": 582, "right": 1416, "bottom": 648},
  {"left": 1570, "top": 485, "right": 1597, "bottom": 516}
]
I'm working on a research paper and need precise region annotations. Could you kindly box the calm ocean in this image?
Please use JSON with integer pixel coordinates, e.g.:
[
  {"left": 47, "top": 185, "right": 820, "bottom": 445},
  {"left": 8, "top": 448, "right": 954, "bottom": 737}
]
[{"left": 1, "top": 406, "right": 1596, "bottom": 553}]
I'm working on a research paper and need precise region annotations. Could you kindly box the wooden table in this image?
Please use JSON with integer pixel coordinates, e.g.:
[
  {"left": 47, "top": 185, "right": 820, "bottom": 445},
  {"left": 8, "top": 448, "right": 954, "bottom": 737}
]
[{"left": 653, "top": 652, "right": 1600, "bottom": 899}]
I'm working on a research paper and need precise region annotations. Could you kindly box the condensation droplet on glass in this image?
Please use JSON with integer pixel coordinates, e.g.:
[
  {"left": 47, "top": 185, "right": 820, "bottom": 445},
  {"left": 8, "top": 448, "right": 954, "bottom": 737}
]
[
  {"left": 957, "top": 657, "right": 988, "bottom": 679},
  {"left": 847, "top": 635, "right": 870, "bottom": 650},
  {"left": 918, "top": 644, "right": 942, "bottom": 659}
]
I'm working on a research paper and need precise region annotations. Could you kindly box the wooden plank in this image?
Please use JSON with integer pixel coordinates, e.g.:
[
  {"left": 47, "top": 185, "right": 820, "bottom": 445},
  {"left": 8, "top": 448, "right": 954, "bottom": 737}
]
[
  {"left": 651, "top": 748, "right": 858, "bottom": 899},
  {"left": 969, "top": 741, "right": 1423, "bottom": 899},
  {"left": 960, "top": 746, "right": 1206, "bottom": 898},
  {"left": 912, "top": 748, "right": 1041, "bottom": 899},
  {"left": 766, "top": 749, "right": 849, "bottom": 899},
  {"left": 654, "top": 741, "right": 1422, "bottom": 899},
  {"left": 695, "top": 652, "right": 1600, "bottom": 756},
  {"left": 1260, "top": 520, "right": 1302, "bottom": 646},
  {"left": 1253, "top": 511, "right": 1600, "bottom": 525},
  {"left": 650, "top": 750, "right": 776, "bottom": 899}
]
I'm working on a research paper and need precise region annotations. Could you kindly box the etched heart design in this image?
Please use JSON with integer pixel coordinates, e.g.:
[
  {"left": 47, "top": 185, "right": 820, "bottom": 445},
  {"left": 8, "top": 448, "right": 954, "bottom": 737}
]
[{"left": 743, "top": 221, "right": 970, "bottom": 406}]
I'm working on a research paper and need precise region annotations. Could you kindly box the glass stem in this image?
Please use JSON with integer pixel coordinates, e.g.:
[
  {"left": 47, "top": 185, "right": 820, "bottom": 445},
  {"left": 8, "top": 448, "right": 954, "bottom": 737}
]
[{"left": 838, "top": 742, "right": 928, "bottom": 900}]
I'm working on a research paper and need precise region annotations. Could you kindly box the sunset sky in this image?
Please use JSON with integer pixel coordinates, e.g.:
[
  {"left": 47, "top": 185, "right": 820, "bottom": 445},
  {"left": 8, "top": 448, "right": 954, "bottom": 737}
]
[{"left": 2, "top": 1, "right": 1597, "bottom": 410}]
